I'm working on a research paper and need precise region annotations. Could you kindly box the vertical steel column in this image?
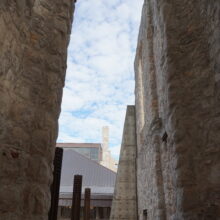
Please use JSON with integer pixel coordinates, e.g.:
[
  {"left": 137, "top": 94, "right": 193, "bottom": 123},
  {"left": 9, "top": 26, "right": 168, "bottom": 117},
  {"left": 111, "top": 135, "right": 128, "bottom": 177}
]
[
  {"left": 71, "top": 175, "right": 83, "bottom": 220},
  {"left": 49, "top": 147, "right": 63, "bottom": 220},
  {"left": 84, "top": 188, "right": 91, "bottom": 220}
]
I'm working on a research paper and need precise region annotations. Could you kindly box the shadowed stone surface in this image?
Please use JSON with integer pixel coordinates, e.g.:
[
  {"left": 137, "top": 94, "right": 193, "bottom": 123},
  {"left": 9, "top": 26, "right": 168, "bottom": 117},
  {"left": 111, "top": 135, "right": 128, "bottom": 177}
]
[
  {"left": 0, "top": 1, "right": 74, "bottom": 219},
  {"left": 110, "top": 106, "right": 138, "bottom": 220},
  {"left": 135, "top": 0, "right": 220, "bottom": 219}
]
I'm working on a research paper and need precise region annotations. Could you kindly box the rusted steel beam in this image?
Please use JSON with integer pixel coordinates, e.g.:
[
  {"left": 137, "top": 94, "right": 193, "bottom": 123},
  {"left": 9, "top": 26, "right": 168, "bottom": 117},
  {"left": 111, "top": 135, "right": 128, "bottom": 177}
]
[
  {"left": 49, "top": 147, "right": 63, "bottom": 220},
  {"left": 84, "top": 188, "right": 91, "bottom": 220},
  {"left": 71, "top": 175, "right": 83, "bottom": 220}
]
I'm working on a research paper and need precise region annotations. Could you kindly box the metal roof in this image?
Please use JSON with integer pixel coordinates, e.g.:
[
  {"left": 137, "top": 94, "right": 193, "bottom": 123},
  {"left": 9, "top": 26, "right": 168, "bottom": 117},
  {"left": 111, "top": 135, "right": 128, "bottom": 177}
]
[
  {"left": 60, "top": 149, "right": 116, "bottom": 194},
  {"left": 57, "top": 143, "right": 102, "bottom": 148}
]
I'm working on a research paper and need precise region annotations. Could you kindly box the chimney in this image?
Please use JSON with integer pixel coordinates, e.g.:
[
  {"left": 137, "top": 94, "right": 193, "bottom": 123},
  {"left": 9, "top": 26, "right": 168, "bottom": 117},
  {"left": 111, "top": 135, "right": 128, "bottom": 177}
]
[{"left": 102, "top": 126, "right": 109, "bottom": 151}]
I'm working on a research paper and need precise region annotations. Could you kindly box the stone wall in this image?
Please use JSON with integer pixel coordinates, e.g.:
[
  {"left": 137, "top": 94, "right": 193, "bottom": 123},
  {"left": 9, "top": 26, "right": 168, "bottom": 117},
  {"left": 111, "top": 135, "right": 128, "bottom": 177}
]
[
  {"left": 135, "top": 0, "right": 220, "bottom": 219},
  {"left": 0, "top": 1, "right": 74, "bottom": 219},
  {"left": 110, "top": 106, "right": 138, "bottom": 220}
]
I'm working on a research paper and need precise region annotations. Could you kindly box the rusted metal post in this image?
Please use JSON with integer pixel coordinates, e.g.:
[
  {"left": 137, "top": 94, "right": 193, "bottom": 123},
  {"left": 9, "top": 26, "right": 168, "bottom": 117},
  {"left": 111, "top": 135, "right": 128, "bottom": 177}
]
[
  {"left": 49, "top": 147, "right": 63, "bottom": 220},
  {"left": 71, "top": 175, "right": 83, "bottom": 220},
  {"left": 84, "top": 188, "right": 91, "bottom": 220}
]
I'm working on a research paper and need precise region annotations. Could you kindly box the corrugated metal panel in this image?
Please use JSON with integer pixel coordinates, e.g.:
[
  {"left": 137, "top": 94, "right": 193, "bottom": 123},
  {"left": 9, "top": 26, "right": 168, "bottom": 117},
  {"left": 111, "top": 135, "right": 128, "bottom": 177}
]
[
  {"left": 60, "top": 149, "right": 116, "bottom": 190},
  {"left": 57, "top": 143, "right": 101, "bottom": 148}
]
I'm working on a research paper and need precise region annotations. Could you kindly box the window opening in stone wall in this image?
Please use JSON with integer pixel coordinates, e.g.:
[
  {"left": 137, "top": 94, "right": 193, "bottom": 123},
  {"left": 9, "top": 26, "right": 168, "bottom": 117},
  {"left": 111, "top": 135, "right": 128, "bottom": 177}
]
[{"left": 143, "top": 209, "right": 148, "bottom": 220}]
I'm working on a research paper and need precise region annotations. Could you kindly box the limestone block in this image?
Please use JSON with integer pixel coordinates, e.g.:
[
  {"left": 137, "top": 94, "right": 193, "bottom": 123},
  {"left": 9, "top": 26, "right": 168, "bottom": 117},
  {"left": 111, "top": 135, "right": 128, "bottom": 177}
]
[
  {"left": 119, "top": 145, "right": 136, "bottom": 160},
  {"left": 135, "top": 0, "right": 220, "bottom": 219},
  {"left": 0, "top": 145, "right": 29, "bottom": 181},
  {"left": 114, "top": 182, "right": 137, "bottom": 200},
  {"left": 117, "top": 160, "right": 136, "bottom": 182},
  {"left": 111, "top": 200, "right": 137, "bottom": 219},
  {"left": 121, "top": 124, "right": 136, "bottom": 146},
  {"left": 0, "top": 184, "right": 22, "bottom": 213},
  {"left": 0, "top": 1, "right": 75, "bottom": 219}
]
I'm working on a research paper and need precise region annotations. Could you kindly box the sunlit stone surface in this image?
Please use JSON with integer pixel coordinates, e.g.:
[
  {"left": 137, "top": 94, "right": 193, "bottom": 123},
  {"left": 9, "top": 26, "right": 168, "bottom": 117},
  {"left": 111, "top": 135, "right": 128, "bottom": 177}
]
[
  {"left": 110, "top": 106, "right": 138, "bottom": 220},
  {"left": 135, "top": 0, "right": 220, "bottom": 219}
]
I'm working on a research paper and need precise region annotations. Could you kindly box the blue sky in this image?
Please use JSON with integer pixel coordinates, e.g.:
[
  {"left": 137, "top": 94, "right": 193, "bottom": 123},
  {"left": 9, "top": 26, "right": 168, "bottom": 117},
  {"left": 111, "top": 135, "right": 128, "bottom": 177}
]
[{"left": 57, "top": 0, "right": 143, "bottom": 160}]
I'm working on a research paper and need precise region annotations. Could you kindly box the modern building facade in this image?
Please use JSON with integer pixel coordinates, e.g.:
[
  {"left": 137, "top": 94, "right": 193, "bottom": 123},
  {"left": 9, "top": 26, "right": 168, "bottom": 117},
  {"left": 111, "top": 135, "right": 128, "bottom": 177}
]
[
  {"left": 57, "top": 127, "right": 117, "bottom": 172},
  {"left": 56, "top": 143, "right": 102, "bottom": 163}
]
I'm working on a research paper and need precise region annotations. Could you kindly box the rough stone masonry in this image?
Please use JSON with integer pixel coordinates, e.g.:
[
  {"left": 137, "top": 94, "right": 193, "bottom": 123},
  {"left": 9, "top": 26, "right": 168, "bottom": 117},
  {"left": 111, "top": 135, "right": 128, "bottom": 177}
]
[
  {"left": 112, "top": 0, "right": 220, "bottom": 220},
  {"left": 0, "top": 1, "right": 74, "bottom": 220},
  {"left": 135, "top": 0, "right": 220, "bottom": 219}
]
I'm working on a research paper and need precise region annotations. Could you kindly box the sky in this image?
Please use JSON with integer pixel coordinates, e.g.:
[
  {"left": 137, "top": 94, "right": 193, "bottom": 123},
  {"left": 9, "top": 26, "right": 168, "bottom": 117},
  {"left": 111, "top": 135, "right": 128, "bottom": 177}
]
[{"left": 57, "top": 0, "right": 143, "bottom": 160}]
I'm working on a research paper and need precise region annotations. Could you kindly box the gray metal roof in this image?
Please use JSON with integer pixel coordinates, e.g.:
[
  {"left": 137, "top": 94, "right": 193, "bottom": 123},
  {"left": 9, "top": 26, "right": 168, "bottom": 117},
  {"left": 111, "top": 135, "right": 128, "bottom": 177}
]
[
  {"left": 60, "top": 149, "right": 116, "bottom": 194},
  {"left": 57, "top": 143, "right": 101, "bottom": 148}
]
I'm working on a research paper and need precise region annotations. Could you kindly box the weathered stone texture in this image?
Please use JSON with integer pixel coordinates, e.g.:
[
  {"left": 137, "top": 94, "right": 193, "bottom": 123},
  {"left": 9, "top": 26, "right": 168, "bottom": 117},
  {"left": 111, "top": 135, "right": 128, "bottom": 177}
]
[
  {"left": 135, "top": 0, "right": 220, "bottom": 219},
  {"left": 0, "top": 1, "right": 74, "bottom": 219},
  {"left": 110, "top": 106, "right": 138, "bottom": 220}
]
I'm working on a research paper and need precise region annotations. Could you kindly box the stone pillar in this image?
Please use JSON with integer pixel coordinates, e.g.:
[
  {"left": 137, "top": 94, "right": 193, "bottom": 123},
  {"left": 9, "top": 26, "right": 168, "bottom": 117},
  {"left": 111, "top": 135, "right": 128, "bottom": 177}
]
[
  {"left": 0, "top": 1, "right": 74, "bottom": 220},
  {"left": 135, "top": 0, "right": 220, "bottom": 219},
  {"left": 110, "top": 106, "right": 138, "bottom": 220}
]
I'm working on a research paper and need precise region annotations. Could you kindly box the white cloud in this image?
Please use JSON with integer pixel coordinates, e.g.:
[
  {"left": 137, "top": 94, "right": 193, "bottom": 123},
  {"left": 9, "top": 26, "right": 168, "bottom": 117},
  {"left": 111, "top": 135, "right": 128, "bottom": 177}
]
[
  {"left": 58, "top": 133, "right": 85, "bottom": 143},
  {"left": 58, "top": 0, "right": 144, "bottom": 161}
]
